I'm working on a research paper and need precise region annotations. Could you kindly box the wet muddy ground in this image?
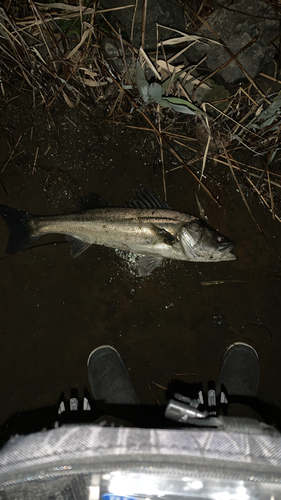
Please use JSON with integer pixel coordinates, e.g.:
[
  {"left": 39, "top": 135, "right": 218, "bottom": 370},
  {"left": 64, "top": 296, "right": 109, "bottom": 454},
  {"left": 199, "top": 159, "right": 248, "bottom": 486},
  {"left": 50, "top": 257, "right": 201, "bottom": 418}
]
[{"left": 0, "top": 93, "right": 281, "bottom": 433}]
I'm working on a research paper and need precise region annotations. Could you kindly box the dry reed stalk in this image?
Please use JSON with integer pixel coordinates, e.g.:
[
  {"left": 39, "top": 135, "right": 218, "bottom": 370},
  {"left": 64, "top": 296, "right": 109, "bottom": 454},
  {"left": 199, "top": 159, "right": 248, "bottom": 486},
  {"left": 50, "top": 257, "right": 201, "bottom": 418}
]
[
  {"left": 130, "top": 0, "right": 138, "bottom": 42},
  {"left": 19, "top": 3, "right": 135, "bottom": 27},
  {"left": 266, "top": 159, "right": 275, "bottom": 219},
  {"left": 199, "top": 106, "right": 211, "bottom": 182},
  {"left": 205, "top": 102, "right": 260, "bottom": 138},
  {"left": 85, "top": 10, "right": 96, "bottom": 53},
  {"left": 29, "top": 1, "right": 57, "bottom": 72},
  {"left": 65, "top": 115, "right": 77, "bottom": 127},
  {"left": 201, "top": 280, "right": 250, "bottom": 286},
  {"left": 32, "top": 146, "right": 39, "bottom": 175},
  {"left": 210, "top": 157, "right": 281, "bottom": 189},
  {"left": 141, "top": 0, "right": 147, "bottom": 47},
  {"left": 220, "top": 139, "right": 262, "bottom": 232},
  {"left": 107, "top": 92, "right": 123, "bottom": 117},
  {"left": 35, "top": 3, "right": 134, "bottom": 13},
  {"left": 104, "top": 120, "right": 152, "bottom": 131},
  {"left": 147, "top": 382, "right": 160, "bottom": 405},
  {"left": 246, "top": 175, "right": 281, "bottom": 223},
  {"left": 157, "top": 106, "right": 167, "bottom": 201},
  {"left": 118, "top": 29, "right": 131, "bottom": 85},
  {"left": 151, "top": 381, "right": 167, "bottom": 391},
  {"left": 167, "top": 138, "right": 198, "bottom": 153},
  {"left": 239, "top": 85, "right": 259, "bottom": 107},
  {"left": 139, "top": 46, "right": 162, "bottom": 80},
  {"left": 181, "top": 55, "right": 207, "bottom": 86},
  {"left": 259, "top": 72, "right": 281, "bottom": 84},
  {"left": 167, "top": 40, "right": 198, "bottom": 66},
  {"left": 1, "top": 134, "right": 22, "bottom": 173},
  {"left": 173, "top": 372, "right": 196, "bottom": 376},
  {"left": 164, "top": 131, "right": 197, "bottom": 141}
]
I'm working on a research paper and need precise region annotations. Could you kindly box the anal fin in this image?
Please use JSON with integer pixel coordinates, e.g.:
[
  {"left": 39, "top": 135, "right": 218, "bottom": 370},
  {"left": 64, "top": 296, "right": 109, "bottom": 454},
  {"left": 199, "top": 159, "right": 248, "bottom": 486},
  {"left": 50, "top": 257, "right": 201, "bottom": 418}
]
[
  {"left": 66, "top": 235, "right": 91, "bottom": 258},
  {"left": 137, "top": 255, "right": 163, "bottom": 276}
]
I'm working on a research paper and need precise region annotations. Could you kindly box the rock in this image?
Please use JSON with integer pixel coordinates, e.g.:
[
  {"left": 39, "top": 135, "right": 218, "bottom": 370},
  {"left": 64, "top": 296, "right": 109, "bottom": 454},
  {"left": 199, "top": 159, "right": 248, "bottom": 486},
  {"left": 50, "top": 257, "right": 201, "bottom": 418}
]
[
  {"left": 186, "top": 0, "right": 279, "bottom": 84},
  {"left": 100, "top": 0, "right": 186, "bottom": 49}
]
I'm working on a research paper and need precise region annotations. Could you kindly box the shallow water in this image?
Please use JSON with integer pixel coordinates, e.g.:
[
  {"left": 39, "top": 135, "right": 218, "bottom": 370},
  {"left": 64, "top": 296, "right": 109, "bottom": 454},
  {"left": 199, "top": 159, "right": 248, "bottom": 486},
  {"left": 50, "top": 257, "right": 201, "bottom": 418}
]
[{"left": 0, "top": 96, "right": 281, "bottom": 432}]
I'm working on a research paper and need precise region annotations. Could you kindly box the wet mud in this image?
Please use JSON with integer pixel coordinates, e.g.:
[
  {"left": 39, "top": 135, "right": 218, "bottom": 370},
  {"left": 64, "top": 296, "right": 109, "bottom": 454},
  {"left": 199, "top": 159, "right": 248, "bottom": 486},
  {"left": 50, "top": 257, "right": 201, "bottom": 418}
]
[{"left": 0, "top": 95, "right": 281, "bottom": 430}]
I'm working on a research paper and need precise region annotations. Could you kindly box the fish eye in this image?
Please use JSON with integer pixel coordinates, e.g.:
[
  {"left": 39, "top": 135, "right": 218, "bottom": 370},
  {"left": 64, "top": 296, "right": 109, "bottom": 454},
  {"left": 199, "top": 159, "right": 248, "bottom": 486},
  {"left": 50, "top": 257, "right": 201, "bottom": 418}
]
[{"left": 216, "top": 235, "right": 224, "bottom": 242}]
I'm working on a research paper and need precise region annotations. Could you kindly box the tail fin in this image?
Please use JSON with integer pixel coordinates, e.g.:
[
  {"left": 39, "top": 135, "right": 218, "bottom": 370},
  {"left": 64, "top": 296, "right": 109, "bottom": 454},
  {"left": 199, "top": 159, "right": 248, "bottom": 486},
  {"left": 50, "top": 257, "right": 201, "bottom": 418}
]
[{"left": 0, "top": 205, "right": 38, "bottom": 254}]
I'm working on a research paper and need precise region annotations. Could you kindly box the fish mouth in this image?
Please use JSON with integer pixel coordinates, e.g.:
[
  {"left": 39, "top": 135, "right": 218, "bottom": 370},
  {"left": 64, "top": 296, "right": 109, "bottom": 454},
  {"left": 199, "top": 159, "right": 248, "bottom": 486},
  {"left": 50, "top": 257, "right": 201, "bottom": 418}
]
[{"left": 218, "top": 241, "right": 235, "bottom": 254}]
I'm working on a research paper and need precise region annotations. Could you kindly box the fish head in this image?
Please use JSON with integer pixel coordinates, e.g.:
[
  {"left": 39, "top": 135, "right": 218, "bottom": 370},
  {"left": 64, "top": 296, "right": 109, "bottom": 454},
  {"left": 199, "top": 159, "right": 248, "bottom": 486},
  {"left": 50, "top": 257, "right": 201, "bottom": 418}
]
[{"left": 180, "top": 220, "right": 236, "bottom": 262}]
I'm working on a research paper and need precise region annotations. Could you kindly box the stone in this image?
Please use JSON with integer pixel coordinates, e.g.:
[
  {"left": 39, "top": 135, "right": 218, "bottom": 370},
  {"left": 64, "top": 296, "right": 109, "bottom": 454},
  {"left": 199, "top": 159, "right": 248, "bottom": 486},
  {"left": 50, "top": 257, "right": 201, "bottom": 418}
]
[
  {"left": 186, "top": 0, "right": 279, "bottom": 84},
  {"left": 100, "top": 0, "right": 186, "bottom": 49}
]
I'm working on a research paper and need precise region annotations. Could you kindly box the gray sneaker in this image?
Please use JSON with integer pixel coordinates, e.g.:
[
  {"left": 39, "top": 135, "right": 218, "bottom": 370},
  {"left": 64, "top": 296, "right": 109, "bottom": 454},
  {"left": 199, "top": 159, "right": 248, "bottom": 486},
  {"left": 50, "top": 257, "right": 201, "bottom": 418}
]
[
  {"left": 217, "top": 342, "right": 260, "bottom": 397},
  {"left": 87, "top": 345, "right": 139, "bottom": 405}
]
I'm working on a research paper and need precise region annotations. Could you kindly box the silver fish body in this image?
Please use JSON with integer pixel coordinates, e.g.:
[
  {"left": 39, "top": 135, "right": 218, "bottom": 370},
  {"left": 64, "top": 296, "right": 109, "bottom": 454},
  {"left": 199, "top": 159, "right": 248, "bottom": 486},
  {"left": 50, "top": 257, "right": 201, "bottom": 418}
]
[{"left": 0, "top": 188, "right": 236, "bottom": 275}]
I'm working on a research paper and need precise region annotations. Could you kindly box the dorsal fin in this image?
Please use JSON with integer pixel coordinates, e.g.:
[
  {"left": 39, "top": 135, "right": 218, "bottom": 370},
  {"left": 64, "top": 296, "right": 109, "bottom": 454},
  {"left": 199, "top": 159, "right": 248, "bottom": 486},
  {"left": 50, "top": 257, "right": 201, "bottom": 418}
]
[
  {"left": 79, "top": 192, "right": 112, "bottom": 211},
  {"left": 124, "top": 187, "right": 171, "bottom": 209}
]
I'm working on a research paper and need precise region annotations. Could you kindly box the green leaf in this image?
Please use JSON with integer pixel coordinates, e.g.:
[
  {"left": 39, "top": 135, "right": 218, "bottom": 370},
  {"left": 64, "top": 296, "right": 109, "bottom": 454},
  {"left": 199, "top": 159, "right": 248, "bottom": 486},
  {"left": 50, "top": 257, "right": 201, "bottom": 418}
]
[
  {"left": 160, "top": 96, "right": 206, "bottom": 116},
  {"left": 269, "top": 149, "right": 277, "bottom": 164},
  {"left": 259, "top": 91, "right": 281, "bottom": 120},
  {"left": 148, "top": 82, "right": 162, "bottom": 102},
  {"left": 260, "top": 115, "right": 278, "bottom": 128},
  {"left": 136, "top": 61, "right": 150, "bottom": 103}
]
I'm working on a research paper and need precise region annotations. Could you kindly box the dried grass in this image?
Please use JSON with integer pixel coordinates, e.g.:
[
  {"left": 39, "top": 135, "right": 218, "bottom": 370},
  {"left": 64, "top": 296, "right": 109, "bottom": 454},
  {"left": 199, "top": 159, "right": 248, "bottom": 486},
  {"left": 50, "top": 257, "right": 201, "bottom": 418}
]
[{"left": 1, "top": 0, "right": 281, "bottom": 223}]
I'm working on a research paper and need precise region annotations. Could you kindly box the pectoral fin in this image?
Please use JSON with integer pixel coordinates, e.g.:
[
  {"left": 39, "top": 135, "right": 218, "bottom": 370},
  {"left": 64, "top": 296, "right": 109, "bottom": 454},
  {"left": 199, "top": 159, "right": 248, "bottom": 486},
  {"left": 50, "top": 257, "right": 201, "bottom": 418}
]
[
  {"left": 66, "top": 235, "right": 91, "bottom": 258},
  {"left": 137, "top": 255, "right": 163, "bottom": 276},
  {"left": 155, "top": 226, "right": 177, "bottom": 245}
]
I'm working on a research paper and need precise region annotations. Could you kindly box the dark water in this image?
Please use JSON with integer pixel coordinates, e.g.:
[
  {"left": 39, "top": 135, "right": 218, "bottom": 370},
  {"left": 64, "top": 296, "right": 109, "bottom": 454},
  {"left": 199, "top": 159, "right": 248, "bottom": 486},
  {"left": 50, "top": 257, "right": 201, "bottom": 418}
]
[{"left": 0, "top": 97, "right": 281, "bottom": 431}]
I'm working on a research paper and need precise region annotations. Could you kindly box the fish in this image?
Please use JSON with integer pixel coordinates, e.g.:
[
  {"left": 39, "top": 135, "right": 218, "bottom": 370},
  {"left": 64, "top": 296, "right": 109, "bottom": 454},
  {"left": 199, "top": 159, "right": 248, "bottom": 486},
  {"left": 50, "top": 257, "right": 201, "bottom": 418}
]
[{"left": 0, "top": 188, "right": 236, "bottom": 276}]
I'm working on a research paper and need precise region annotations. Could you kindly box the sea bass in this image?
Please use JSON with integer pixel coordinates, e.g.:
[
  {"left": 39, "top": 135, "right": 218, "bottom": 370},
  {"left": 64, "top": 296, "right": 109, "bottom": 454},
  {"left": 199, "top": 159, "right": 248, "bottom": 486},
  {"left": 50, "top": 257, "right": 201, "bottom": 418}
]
[{"left": 0, "top": 188, "right": 236, "bottom": 276}]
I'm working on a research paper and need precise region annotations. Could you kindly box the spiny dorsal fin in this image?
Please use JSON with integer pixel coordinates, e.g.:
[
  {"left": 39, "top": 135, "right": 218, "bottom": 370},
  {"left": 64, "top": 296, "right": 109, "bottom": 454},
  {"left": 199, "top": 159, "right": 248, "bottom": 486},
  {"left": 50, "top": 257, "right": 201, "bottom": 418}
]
[
  {"left": 79, "top": 193, "right": 112, "bottom": 211},
  {"left": 124, "top": 187, "right": 171, "bottom": 209}
]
